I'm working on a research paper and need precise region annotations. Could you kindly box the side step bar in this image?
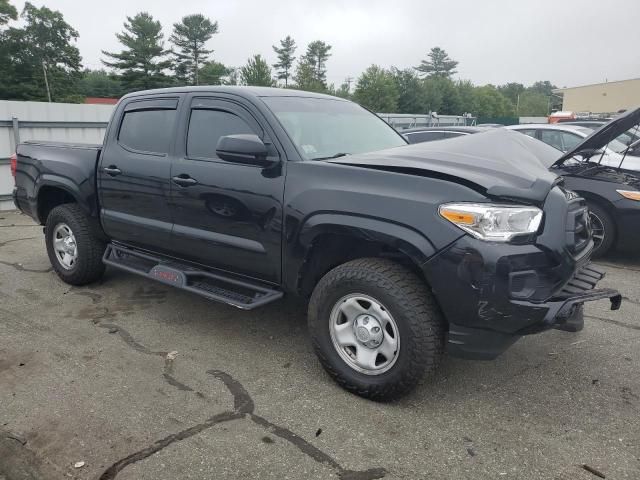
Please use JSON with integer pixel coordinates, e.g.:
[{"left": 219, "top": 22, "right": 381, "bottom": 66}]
[{"left": 102, "top": 243, "right": 283, "bottom": 310}]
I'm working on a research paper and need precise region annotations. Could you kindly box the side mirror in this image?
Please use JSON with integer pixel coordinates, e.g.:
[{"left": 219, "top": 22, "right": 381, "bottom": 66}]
[{"left": 216, "top": 134, "right": 276, "bottom": 167}]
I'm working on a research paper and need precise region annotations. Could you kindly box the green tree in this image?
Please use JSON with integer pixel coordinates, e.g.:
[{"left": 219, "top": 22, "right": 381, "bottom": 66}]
[
  {"left": 473, "top": 85, "right": 513, "bottom": 117},
  {"left": 77, "top": 69, "right": 123, "bottom": 98},
  {"left": 391, "top": 68, "right": 424, "bottom": 114},
  {"left": 353, "top": 65, "right": 398, "bottom": 112},
  {"left": 456, "top": 80, "right": 477, "bottom": 115},
  {"left": 424, "top": 77, "right": 464, "bottom": 115},
  {"left": 517, "top": 91, "right": 548, "bottom": 116},
  {"left": 102, "top": 12, "right": 172, "bottom": 92},
  {"left": 170, "top": 14, "right": 218, "bottom": 85},
  {"left": 198, "top": 60, "right": 232, "bottom": 85},
  {"left": 331, "top": 81, "right": 352, "bottom": 99},
  {"left": 272, "top": 35, "right": 296, "bottom": 87},
  {"left": 0, "top": 0, "right": 17, "bottom": 26},
  {"left": 528, "top": 80, "right": 556, "bottom": 97},
  {"left": 0, "top": 2, "right": 81, "bottom": 101},
  {"left": 240, "top": 54, "right": 273, "bottom": 86},
  {"left": 293, "top": 59, "right": 325, "bottom": 92},
  {"left": 415, "top": 47, "right": 458, "bottom": 78},
  {"left": 497, "top": 82, "right": 524, "bottom": 109},
  {"left": 300, "top": 40, "right": 332, "bottom": 86}
]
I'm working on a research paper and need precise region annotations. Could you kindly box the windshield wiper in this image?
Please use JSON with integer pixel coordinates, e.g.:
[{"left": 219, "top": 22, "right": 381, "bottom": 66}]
[{"left": 311, "top": 153, "right": 350, "bottom": 161}]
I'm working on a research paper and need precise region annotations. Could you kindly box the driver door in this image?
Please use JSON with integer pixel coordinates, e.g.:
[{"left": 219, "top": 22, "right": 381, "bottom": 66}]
[{"left": 168, "top": 96, "right": 285, "bottom": 284}]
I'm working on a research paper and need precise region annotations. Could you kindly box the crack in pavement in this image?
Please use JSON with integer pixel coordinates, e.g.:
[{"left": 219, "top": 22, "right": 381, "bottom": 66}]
[
  {"left": 585, "top": 314, "right": 640, "bottom": 332},
  {"left": 70, "top": 290, "right": 386, "bottom": 480},
  {"left": 0, "top": 236, "right": 40, "bottom": 248},
  {"left": 0, "top": 260, "right": 52, "bottom": 273},
  {"left": 0, "top": 224, "right": 41, "bottom": 228}
]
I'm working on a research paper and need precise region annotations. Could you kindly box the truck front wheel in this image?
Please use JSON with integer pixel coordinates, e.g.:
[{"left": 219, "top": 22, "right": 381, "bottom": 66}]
[
  {"left": 45, "top": 204, "right": 106, "bottom": 285},
  {"left": 308, "top": 258, "right": 445, "bottom": 400}
]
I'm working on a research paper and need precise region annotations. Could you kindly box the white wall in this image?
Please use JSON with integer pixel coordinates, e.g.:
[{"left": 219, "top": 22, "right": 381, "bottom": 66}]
[
  {"left": 0, "top": 100, "right": 116, "bottom": 210},
  {"left": 519, "top": 116, "right": 548, "bottom": 124}
]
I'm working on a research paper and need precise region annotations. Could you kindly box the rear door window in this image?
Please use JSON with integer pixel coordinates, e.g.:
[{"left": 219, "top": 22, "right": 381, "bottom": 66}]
[
  {"left": 540, "top": 130, "right": 566, "bottom": 151},
  {"left": 118, "top": 109, "right": 176, "bottom": 155}
]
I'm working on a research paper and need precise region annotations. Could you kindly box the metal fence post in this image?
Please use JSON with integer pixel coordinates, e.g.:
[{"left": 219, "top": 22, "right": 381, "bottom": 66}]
[{"left": 11, "top": 116, "right": 20, "bottom": 147}]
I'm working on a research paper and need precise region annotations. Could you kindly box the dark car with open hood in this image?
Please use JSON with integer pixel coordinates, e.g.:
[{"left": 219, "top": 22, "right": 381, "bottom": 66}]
[{"left": 11, "top": 87, "right": 623, "bottom": 400}]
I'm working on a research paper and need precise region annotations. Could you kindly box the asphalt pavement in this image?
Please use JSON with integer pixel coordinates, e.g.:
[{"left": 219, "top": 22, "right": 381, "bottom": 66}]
[{"left": 1, "top": 210, "right": 639, "bottom": 479}]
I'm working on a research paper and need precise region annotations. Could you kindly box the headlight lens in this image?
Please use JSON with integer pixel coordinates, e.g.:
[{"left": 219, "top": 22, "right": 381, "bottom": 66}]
[
  {"left": 439, "top": 203, "right": 543, "bottom": 242},
  {"left": 616, "top": 189, "right": 640, "bottom": 201}
]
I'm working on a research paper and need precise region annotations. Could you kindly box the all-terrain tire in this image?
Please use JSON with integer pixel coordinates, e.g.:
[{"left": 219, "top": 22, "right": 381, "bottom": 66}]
[
  {"left": 45, "top": 203, "right": 106, "bottom": 285},
  {"left": 308, "top": 258, "right": 445, "bottom": 401}
]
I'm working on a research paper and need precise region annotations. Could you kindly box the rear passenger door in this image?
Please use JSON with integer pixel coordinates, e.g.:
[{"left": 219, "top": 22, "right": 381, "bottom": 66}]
[
  {"left": 98, "top": 97, "right": 179, "bottom": 252},
  {"left": 168, "top": 96, "right": 285, "bottom": 284}
]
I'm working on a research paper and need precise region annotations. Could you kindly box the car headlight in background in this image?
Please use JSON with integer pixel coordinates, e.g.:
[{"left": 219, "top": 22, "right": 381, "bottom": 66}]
[
  {"left": 439, "top": 203, "right": 543, "bottom": 242},
  {"left": 616, "top": 190, "right": 640, "bottom": 201}
]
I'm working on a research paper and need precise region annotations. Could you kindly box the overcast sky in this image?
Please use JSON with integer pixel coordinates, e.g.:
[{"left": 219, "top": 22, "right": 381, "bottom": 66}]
[{"left": 12, "top": 0, "right": 640, "bottom": 88}]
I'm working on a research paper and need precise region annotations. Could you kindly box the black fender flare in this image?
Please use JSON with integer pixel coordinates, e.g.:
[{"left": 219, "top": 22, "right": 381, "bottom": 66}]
[{"left": 285, "top": 212, "right": 437, "bottom": 293}]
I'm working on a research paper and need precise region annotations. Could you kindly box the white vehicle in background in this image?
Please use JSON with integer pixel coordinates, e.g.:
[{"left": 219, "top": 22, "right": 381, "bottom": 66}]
[{"left": 506, "top": 124, "right": 640, "bottom": 171}]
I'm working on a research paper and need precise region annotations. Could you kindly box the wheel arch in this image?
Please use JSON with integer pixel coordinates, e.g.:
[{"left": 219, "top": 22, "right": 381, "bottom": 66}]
[
  {"left": 36, "top": 182, "right": 82, "bottom": 224},
  {"left": 575, "top": 190, "right": 618, "bottom": 237},
  {"left": 291, "top": 213, "right": 437, "bottom": 297}
]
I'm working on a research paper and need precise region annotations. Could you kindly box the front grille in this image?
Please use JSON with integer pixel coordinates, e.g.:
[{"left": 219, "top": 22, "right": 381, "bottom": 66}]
[{"left": 566, "top": 199, "right": 591, "bottom": 255}]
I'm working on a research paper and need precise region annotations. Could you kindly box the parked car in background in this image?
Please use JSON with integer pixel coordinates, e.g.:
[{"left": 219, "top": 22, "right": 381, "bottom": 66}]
[
  {"left": 507, "top": 120, "right": 640, "bottom": 256},
  {"left": 562, "top": 120, "right": 640, "bottom": 155},
  {"left": 401, "top": 126, "right": 486, "bottom": 144},
  {"left": 475, "top": 123, "right": 504, "bottom": 128},
  {"left": 506, "top": 124, "right": 640, "bottom": 171}
]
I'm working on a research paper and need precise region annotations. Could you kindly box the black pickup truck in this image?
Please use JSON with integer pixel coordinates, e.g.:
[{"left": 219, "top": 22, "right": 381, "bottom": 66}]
[{"left": 12, "top": 87, "right": 623, "bottom": 399}]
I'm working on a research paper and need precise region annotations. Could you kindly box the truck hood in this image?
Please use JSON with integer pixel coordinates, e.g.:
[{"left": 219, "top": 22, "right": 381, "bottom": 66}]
[
  {"left": 328, "top": 128, "right": 560, "bottom": 203},
  {"left": 554, "top": 106, "right": 640, "bottom": 166}
]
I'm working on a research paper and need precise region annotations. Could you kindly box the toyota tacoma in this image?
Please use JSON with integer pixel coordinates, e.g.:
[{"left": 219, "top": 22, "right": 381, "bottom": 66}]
[{"left": 12, "top": 87, "right": 623, "bottom": 399}]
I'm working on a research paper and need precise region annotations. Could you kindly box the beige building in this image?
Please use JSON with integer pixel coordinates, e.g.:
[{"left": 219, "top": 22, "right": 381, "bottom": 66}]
[{"left": 554, "top": 78, "right": 640, "bottom": 114}]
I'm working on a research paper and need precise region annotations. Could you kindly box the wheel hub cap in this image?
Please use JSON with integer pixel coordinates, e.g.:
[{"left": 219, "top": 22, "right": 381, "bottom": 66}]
[
  {"left": 52, "top": 223, "right": 78, "bottom": 270},
  {"left": 329, "top": 294, "right": 400, "bottom": 375},
  {"left": 353, "top": 315, "right": 383, "bottom": 348}
]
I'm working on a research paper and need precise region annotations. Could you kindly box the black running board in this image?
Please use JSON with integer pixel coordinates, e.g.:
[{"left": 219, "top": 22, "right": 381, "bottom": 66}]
[{"left": 102, "top": 243, "right": 283, "bottom": 310}]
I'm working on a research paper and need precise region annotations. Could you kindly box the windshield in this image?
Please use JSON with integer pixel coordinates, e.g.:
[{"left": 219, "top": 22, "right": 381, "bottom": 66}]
[{"left": 262, "top": 96, "right": 407, "bottom": 160}]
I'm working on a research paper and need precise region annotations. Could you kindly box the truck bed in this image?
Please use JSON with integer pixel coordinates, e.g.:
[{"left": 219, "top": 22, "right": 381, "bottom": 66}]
[{"left": 13, "top": 141, "right": 103, "bottom": 222}]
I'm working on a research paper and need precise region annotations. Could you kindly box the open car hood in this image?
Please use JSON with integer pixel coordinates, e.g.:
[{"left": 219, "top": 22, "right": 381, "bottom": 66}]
[
  {"left": 328, "top": 128, "right": 560, "bottom": 203},
  {"left": 554, "top": 106, "right": 640, "bottom": 166}
]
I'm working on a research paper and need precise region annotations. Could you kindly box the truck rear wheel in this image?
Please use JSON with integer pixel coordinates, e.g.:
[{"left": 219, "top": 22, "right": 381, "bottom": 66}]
[
  {"left": 45, "top": 204, "right": 106, "bottom": 285},
  {"left": 308, "top": 258, "right": 445, "bottom": 400}
]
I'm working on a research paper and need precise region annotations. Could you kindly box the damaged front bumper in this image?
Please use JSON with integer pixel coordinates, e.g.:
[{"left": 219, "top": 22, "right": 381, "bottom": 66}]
[{"left": 422, "top": 237, "right": 622, "bottom": 360}]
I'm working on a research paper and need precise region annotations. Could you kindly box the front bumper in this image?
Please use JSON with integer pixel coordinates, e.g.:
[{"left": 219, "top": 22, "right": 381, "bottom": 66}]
[{"left": 422, "top": 237, "right": 621, "bottom": 360}]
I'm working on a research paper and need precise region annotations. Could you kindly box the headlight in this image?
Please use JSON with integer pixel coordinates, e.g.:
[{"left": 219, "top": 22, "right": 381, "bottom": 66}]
[
  {"left": 617, "top": 190, "right": 640, "bottom": 201},
  {"left": 439, "top": 203, "right": 543, "bottom": 242}
]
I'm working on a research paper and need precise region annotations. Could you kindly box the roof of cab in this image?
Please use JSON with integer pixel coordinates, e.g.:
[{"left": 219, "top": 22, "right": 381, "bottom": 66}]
[{"left": 120, "top": 85, "right": 345, "bottom": 102}]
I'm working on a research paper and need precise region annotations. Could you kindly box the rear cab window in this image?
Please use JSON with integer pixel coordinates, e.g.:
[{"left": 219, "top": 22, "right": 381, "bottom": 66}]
[{"left": 117, "top": 98, "right": 178, "bottom": 155}]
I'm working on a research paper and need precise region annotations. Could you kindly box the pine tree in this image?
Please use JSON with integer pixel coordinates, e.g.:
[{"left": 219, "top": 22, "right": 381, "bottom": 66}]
[
  {"left": 272, "top": 35, "right": 296, "bottom": 87},
  {"left": 170, "top": 14, "right": 218, "bottom": 85},
  {"left": 240, "top": 54, "right": 273, "bottom": 86},
  {"left": 415, "top": 47, "right": 458, "bottom": 78},
  {"left": 102, "top": 12, "right": 172, "bottom": 92}
]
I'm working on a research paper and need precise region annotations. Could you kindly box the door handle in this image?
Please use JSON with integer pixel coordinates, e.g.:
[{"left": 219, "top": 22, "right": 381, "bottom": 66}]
[
  {"left": 103, "top": 165, "right": 122, "bottom": 176},
  {"left": 172, "top": 175, "right": 198, "bottom": 187}
]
